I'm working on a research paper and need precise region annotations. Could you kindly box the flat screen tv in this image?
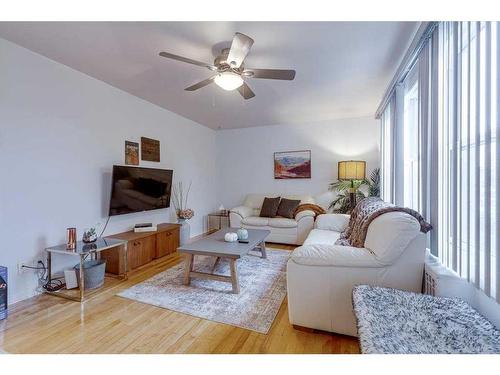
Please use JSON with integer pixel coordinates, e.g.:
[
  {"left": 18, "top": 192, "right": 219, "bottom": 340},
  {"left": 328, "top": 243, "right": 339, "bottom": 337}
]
[{"left": 109, "top": 165, "right": 173, "bottom": 216}]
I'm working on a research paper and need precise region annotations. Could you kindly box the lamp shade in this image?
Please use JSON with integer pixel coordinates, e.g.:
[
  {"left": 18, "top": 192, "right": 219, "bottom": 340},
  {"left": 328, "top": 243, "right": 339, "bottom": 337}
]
[{"left": 338, "top": 160, "right": 366, "bottom": 180}]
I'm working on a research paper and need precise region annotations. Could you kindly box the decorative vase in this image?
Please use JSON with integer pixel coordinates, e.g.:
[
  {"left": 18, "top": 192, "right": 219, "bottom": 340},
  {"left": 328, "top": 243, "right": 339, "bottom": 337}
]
[
  {"left": 237, "top": 228, "right": 248, "bottom": 240},
  {"left": 224, "top": 232, "right": 238, "bottom": 242},
  {"left": 178, "top": 218, "right": 190, "bottom": 245}
]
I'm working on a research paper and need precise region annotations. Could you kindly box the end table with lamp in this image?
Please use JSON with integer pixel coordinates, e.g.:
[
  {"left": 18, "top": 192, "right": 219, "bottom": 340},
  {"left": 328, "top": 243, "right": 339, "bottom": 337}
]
[{"left": 338, "top": 160, "right": 366, "bottom": 210}]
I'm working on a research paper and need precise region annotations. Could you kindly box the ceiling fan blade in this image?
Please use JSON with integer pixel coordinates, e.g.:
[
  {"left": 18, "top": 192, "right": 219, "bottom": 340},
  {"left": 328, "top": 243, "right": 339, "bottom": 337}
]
[
  {"left": 237, "top": 82, "right": 256, "bottom": 100},
  {"left": 227, "top": 33, "right": 254, "bottom": 68},
  {"left": 159, "top": 52, "right": 216, "bottom": 70},
  {"left": 245, "top": 68, "right": 296, "bottom": 80},
  {"left": 184, "top": 76, "right": 216, "bottom": 91}
]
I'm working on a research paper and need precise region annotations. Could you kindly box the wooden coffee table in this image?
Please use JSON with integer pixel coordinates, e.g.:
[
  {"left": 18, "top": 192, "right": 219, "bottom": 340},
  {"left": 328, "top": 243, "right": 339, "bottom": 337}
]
[{"left": 177, "top": 228, "right": 270, "bottom": 293}]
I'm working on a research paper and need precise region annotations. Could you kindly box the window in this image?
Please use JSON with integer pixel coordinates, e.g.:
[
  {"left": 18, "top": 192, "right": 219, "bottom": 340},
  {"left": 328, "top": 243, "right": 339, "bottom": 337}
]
[
  {"left": 402, "top": 66, "right": 419, "bottom": 211},
  {"left": 380, "top": 101, "right": 393, "bottom": 201},
  {"left": 437, "top": 22, "right": 498, "bottom": 300},
  {"left": 379, "top": 21, "right": 499, "bottom": 302}
]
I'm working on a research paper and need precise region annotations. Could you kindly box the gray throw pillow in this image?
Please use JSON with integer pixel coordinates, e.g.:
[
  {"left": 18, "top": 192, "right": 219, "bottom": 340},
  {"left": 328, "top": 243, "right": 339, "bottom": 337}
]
[
  {"left": 259, "top": 197, "right": 281, "bottom": 218},
  {"left": 276, "top": 198, "right": 301, "bottom": 219}
]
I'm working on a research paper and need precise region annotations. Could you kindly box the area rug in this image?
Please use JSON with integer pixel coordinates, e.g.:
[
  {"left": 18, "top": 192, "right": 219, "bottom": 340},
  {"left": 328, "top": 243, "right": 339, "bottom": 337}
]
[{"left": 117, "top": 248, "right": 289, "bottom": 334}]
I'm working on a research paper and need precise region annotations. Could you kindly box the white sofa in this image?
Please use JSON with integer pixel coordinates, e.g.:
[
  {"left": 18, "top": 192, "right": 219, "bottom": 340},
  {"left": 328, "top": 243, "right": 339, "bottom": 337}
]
[
  {"left": 287, "top": 212, "right": 426, "bottom": 337},
  {"left": 229, "top": 194, "right": 316, "bottom": 245}
]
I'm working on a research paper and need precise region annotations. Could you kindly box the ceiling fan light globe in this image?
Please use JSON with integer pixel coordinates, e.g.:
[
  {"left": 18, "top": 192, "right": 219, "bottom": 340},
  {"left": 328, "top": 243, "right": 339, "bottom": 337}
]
[{"left": 214, "top": 72, "right": 244, "bottom": 91}]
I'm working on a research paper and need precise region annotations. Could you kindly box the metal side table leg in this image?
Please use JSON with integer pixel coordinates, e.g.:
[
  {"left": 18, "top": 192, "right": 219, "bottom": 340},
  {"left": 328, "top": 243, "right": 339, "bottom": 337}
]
[
  {"left": 79, "top": 254, "right": 85, "bottom": 302},
  {"left": 47, "top": 252, "right": 52, "bottom": 284}
]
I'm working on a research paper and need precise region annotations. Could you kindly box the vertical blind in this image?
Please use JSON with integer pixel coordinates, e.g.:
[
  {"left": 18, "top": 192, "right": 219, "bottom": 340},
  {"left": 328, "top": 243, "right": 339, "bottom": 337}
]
[
  {"left": 379, "top": 21, "right": 500, "bottom": 302},
  {"left": 437, "top": 22, "right": 499, "bottom": 301}
]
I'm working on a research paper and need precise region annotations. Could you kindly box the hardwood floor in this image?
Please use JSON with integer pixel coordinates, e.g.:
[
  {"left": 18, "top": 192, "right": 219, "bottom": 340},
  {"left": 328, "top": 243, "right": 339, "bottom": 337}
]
[{"left": 0, "top": 243, "right": 359, "bottom": 354}]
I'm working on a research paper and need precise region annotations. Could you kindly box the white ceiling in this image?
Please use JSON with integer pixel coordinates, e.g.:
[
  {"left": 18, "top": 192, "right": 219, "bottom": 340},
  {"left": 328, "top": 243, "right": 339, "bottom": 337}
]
[{"left": 0, "top": 22, "right": 418, "bottom": 129}]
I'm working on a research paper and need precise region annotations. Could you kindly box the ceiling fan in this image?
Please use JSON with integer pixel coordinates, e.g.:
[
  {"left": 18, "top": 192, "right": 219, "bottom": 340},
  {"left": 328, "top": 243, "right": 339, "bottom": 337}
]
[{"left": 159, "top": 32, "right": 296, "bottom": 99}]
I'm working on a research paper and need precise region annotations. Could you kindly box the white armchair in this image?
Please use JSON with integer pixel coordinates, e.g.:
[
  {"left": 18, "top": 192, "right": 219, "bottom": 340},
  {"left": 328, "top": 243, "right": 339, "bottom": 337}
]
[
  {"left": 287, "top": 212, "right": 426, "bottom": 336},
  {"left": 229, "top": 194, "right": 316, "bottom": 245}
]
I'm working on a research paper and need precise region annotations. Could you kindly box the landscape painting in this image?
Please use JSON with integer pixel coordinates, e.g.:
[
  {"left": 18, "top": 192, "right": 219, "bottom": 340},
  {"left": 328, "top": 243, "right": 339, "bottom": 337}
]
[{"left": 274, "top": 150, "right": 311, "bottom": 179}]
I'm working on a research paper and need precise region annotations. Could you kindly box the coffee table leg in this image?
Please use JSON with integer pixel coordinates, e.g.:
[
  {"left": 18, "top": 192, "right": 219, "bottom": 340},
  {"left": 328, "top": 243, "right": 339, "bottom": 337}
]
[
  {"left": 212, "top": 256, "right": 220, "bottom": 272},
  {"left": 184, "top": 254, "right": 193, "bottom": 285},
  {"left": 260, "top": 241, "right": 267, "bottom": 259},
  {"left": 229, "top": 259, "right": 240, "bottom": 294}
]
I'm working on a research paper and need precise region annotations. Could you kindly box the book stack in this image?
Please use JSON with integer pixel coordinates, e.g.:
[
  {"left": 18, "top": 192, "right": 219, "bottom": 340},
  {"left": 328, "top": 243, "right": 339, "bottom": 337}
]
[{"left": 134, "top": 223, "right": 157, "bottom": 233}]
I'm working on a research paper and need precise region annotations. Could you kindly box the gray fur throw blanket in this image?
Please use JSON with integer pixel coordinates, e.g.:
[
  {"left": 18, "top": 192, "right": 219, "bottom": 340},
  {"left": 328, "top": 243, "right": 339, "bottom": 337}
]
[
  {"left": 335, "top": 197, "right": 432, "bottom": 248},
  {"left": 352, "top": 285, "right": 500, "bottom": 354}
]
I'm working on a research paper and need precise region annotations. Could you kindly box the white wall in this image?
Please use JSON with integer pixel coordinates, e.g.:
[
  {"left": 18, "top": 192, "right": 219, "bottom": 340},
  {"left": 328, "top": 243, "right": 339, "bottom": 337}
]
[
  {"left": 0, "top": 38, "right": 217, "bottom": 304},
  {"left": 215, "top": 118, "right": 380, "bottom": 209}
]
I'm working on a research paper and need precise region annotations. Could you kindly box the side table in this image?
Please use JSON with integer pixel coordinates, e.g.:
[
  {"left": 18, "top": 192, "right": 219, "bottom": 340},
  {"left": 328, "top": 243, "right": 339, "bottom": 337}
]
[
  {"left": 207, "top": 211, "right": 230, "bottom": 231},
  {"left": 44, "top": 237, "right": 127, "bottom": 302}
]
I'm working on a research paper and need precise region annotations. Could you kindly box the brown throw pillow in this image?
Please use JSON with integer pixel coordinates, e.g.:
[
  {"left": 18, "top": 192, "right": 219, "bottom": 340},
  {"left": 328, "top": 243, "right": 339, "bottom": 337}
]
[
  {"left": 277, "top": 198, "right": 301, "bottom": 219},
  {"left": 260, "top": 197, "right": 281, "bottom": 218}
]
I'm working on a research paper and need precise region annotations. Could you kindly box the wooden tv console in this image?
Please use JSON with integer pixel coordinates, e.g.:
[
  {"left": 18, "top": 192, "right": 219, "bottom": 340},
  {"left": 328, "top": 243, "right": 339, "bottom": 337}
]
[{"left": 101, "top": 223, "right": 180, "bottom": 275}]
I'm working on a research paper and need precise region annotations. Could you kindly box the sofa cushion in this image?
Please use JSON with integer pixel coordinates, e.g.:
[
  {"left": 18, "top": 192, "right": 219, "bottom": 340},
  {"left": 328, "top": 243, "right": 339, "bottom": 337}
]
[
  {"left": 291, "top": 244, "right": 380, "bottom": 267},
  {"left": 244, "top": 194, "right": 279, "bottom": 209},
  {"left": 303, "top": 229, "right": 340, "bottom": 246},
  {"left": 284, "top": 194, "right": 315, "bottom": 205},
  {"left": 315, "top": 214, "right": 350, "bottom": 232},
  {"left": 260, "top": 197, "right": 281, "bottom": 217},
  {"left": 276, "top": 198, "right": 301, "bottom": 218},
  {"left": 230, "top": 205, "right": 254, "bottom": 219},
  {"left": 243, "top": 193, "right": 314, "bottom": 209},
  {"left": 365, "top": 212, "right": 420, "bottom": 263},
  {"left": 268, "top": 217, "right": 298, "bottom": 228},
  {"left": 241, "top": 216, "right": 269, "bottom": 226}
]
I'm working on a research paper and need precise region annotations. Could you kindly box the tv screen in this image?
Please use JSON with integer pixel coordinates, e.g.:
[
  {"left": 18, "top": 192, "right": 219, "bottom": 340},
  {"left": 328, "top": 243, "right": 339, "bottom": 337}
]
[{"left": 109, "top": 165, "right": 173, "bottom": 216}]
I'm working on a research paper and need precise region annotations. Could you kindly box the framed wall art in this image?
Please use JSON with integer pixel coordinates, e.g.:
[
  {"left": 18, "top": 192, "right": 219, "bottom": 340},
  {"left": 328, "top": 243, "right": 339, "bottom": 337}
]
[
  {"left": 141, "top": 137, "right": 160, "bottom": 162},
  {"left": 124, "top": 141, "right": 139, "bottom": 165},
  {"left": 274, "top": 150, "right": 311, "bottom": 179}
]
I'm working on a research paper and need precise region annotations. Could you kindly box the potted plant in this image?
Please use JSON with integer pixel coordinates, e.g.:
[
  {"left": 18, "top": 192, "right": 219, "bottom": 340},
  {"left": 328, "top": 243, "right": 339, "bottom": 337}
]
[
  {"left": 329, "top": 168, "right": 380, "bottom": 214},
  {"left": 172, "top": 181, "right": 194, "bottom": 245}
]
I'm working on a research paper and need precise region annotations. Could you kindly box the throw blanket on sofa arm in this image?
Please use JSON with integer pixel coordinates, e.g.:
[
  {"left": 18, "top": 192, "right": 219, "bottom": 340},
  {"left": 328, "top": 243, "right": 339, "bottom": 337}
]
[
  {"left": 294, "top": 203, "right": 326, "bottom": 218},
  {"left": 335, "top": 197, "right": 432, "bottom": 248}
]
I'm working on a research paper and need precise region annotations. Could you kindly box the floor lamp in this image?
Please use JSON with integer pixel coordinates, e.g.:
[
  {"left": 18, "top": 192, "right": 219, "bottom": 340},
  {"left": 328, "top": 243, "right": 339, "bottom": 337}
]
[{"left": 338, "top": 160, "right": 366, "bottom": 211}]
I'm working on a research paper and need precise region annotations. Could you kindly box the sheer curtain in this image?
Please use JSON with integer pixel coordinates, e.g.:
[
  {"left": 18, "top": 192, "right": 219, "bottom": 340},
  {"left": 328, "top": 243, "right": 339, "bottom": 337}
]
[{"left": 378, "top": 21, "right": 500, "bottom": 302}]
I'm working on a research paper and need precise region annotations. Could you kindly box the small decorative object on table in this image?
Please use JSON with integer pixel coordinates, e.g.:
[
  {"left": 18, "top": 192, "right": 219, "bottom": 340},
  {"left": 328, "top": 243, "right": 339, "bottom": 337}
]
[
  {"left": 66, "top": 227, "right": 76, "bottom": 250},
  {"left": 224, "top": 232, "right": 238, "bottom": 242},
  {"left": 172, "top": 181, "right": 194, "bottom": 245},
  {"left": 237, "top": 228, "right": 248, "bottom": 240},
  {"left": 82, "top": 227, "right": 98, "bottom": 243}
]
